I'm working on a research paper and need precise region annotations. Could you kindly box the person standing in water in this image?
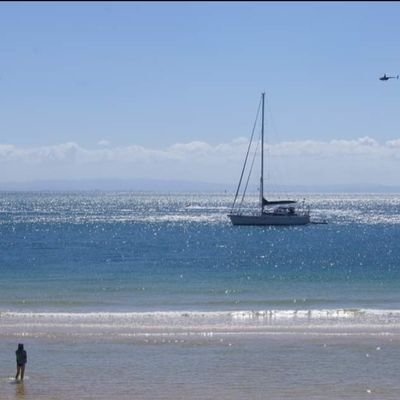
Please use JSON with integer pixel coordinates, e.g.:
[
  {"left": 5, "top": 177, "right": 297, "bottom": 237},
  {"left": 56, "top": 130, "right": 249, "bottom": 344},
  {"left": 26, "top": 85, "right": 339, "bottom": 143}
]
[{"left": 15, "top": 344, "right": 27, "bottom": 381}]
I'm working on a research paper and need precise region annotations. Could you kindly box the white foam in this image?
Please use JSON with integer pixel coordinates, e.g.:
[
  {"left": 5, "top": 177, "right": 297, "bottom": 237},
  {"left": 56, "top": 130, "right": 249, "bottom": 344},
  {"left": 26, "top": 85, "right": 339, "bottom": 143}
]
[{"left": 2, "top": 308, "right": 400, "bottom": 325}]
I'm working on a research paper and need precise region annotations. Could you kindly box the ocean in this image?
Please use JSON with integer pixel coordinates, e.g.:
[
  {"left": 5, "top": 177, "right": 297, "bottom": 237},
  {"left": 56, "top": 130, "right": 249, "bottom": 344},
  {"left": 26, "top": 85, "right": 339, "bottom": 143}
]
[{"left": 1, "top": 192, "right": 400, "bottom": 399}]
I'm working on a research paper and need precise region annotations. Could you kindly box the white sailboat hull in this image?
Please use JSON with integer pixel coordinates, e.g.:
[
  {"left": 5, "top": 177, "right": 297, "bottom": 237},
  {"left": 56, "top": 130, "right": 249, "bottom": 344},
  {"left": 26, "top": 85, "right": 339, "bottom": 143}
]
[{"left": 228, "top": 213, "right": 310, "bottom": 226}]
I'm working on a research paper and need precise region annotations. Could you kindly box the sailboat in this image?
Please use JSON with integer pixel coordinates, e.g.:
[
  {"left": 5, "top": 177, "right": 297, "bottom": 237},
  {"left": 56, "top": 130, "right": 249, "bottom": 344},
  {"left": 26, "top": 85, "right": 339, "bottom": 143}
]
[{"left": 228, "top": 93, "right": 310, "bottom": 226}]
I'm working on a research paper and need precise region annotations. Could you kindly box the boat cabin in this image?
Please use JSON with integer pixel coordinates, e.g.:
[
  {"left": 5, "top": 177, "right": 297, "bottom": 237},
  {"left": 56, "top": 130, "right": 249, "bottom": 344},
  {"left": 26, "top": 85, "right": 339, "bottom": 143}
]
[{"left": 271, "top": 206, "right": 296, "bottom": 216}]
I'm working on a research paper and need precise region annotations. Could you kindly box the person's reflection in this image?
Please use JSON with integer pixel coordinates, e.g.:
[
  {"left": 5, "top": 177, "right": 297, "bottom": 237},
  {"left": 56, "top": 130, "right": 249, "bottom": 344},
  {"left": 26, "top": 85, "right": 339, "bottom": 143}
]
[{"left": 15, "top": 381, "right": 26, "bottom": 398}]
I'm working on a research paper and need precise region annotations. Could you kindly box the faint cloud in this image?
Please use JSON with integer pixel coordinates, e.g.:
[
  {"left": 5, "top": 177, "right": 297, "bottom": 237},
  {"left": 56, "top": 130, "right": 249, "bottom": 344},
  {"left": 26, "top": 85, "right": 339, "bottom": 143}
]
[
  {"left": 1, "top": 137, "right": 400, "bottom": 184},
  {"left": 386, "top": 139, "right": 400, "bottom": 148},
  {"left": 0, "top": 137, "right": 399, "bottom": 164},
  {"left": 271, "top": 136, "right": 384, "bottom": 157}
]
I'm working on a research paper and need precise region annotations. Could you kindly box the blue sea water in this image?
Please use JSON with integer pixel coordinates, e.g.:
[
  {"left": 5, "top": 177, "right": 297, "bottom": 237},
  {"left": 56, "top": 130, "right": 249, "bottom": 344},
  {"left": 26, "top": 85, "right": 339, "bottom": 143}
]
[
  {"left": 1, "top": 192, "right": 400, "bottom": 399},
  {"left": 1, "top": 192, "right": 400, "bottom": 314}
]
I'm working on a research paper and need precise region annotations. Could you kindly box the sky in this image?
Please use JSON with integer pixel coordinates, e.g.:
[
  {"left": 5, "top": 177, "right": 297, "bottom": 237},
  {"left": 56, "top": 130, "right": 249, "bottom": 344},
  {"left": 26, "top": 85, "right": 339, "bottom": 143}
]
[{"left": 0, "top": 1, "right": 400, "bottom": 189}]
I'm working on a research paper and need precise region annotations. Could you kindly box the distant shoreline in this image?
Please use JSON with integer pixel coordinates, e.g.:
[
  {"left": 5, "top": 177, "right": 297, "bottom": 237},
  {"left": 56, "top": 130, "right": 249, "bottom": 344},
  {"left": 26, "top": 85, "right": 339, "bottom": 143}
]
[{"left": 0, "top": 179, "right": 400, "bottom": 194}]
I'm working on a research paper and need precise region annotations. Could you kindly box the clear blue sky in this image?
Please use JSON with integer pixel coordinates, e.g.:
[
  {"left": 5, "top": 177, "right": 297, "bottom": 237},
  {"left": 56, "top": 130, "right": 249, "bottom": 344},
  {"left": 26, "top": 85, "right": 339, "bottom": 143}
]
[{"left": 0, "top": 2, "right": 400, "bottom": 186}]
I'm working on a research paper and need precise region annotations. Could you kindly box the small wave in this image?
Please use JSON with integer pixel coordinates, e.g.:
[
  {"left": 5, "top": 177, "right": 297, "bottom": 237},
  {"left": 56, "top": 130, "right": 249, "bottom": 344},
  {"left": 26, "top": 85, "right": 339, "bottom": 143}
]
[
  {"left": 2, "top": 308, "right": 400, "bottom": 323},
  {"left": 2, "top": 309, "right": 400, "bottom": 340}
]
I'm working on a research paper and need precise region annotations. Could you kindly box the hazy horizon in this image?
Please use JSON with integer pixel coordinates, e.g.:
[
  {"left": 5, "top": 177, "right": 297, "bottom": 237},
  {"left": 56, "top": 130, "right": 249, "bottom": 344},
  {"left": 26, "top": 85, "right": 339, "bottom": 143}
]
[{"left": 1, "top": 177, "right": 400, "bottom": 194}]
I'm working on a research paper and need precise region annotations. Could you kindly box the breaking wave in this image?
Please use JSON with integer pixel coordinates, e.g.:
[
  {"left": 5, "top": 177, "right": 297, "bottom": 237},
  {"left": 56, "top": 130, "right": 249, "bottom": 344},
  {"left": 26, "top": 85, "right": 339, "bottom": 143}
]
[{"left": 2, "top": 309, "right": 400, "bottom": 340}]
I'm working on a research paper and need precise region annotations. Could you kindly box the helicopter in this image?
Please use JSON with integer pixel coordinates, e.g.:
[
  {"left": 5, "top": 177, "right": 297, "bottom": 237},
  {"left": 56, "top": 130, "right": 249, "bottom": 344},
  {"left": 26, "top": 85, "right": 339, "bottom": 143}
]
[{"left": 379, "top": 73, "right": 399, "bottom": 81}]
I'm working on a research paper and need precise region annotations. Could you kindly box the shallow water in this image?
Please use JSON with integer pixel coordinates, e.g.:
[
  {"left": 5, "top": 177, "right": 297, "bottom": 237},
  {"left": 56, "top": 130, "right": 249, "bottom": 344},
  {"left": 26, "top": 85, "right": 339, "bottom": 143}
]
[{"left": 1, "top": 335, "right": 399, "bottom": 400}]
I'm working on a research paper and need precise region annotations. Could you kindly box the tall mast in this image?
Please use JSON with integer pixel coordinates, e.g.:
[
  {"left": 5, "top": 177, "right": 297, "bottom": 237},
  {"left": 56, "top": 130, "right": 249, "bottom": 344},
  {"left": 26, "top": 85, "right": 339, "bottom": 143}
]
[{"left": 260, "top": 92, "right": 265, "bottom": 213}]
